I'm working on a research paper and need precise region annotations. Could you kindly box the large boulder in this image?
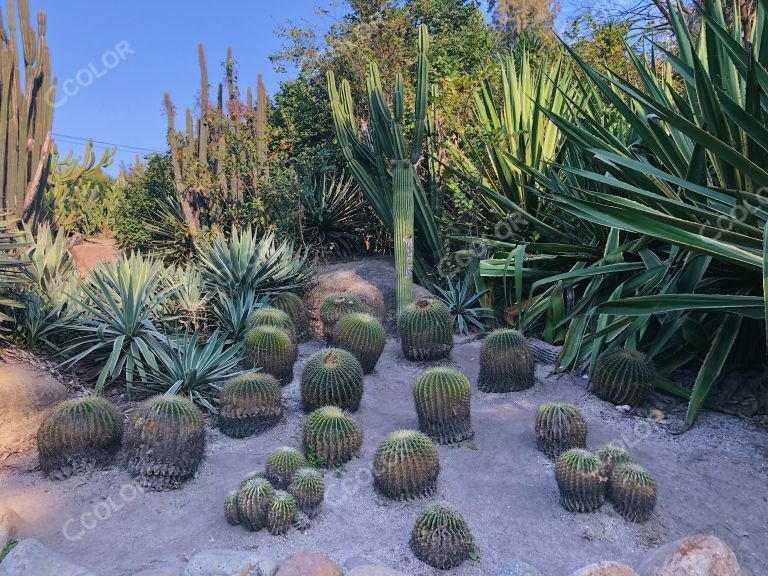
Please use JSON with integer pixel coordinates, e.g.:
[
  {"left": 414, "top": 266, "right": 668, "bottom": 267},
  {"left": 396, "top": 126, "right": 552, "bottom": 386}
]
[
  {"left": 0, "top": 506, "right": 21, "bottom": 543},
  {"left": 638, "top": 534, "right": 744, "bottom": 576},
  {"left": 275, "top": 552, "right": 342, "bottom": 576},
  {"left": 183, "top": 550, "right": 278, "bottom": 576},
  {"left": 569, "top": 562, "right": 638, "bottom": 576},
  {"left": 0, "top": 539, "right": 96, "bottom": 576}
]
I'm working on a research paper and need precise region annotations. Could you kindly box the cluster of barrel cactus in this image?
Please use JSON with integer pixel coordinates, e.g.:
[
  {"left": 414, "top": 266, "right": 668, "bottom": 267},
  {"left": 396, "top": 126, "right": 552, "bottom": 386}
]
[
  {"left": 478, "top": 329, "right": 535, "bottom": 392},
  {"left": 288, "top": 467, "right": 325, "bottom": 516},
  {"left": 301, "top": 348, "right": 364, "bottom": 412},
  {"left": 410, "top": 501, "right": 475, "bottom": 570},
  {"left": 333, "top": 313, "right": 386, "bottom": 373},
  {"left": 412, "top": 368, "right": 473, "bottom": 444},
  {"left": 271, "top": 292, "right": 311, "bottom": 341},
  {"left": 398, "top": 298, "right": 453, "bottom": 361},
  {"left": 319, "top": 293, "right": 365, "bottom": 343},
  {"left": 591, "top": 349, "right": 655, "bottom": 407},
  {"left": 244, "top": 325, "right": 298, "bottom": 385},
  {"left": 534, "top": 402, "right": 588, "bottom": 459},
  {"left": 554, "top": 449, "right": 606, "bottom": 512},
  {"left": 373, "top": 430, "right": 440, "bottom": 500},
  {"left": 246, "top": 307, "right": 297, "bottom": 340},
  {"left": 218, "top": 374, "right": 283, "bottom": 438},
  {"left": 265, "top": 446, "right": 306, "bottom": 489},
  {"left": 303, "top": 406, "right": 362, "bottom": 467},
  {"left": 609, "top": 463, "right": 657, "bottom": 522}
]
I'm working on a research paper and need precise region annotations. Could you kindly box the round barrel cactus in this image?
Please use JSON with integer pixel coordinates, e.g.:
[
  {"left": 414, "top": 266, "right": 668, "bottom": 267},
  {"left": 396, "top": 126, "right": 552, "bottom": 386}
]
[
  {"left": 398, "top": 298, "right": 453, "bottom": 361},
  {"left": 239, "top": 470, "right": 266, "bottom": 488},
  {"left": 591, "top": 349, "right": 655, "bottom": 406},
  {"left": 224, "top": 489, "right": 240, "bottom": 525},
  {"left": 218, "top": 373, "right": 283, "bottom": 438},
  {"left": 301, "top": 348, "right": 364, "bottom": 412},
  {"left": 333, "top": 313, "right": 386, "bottom": 373},
  {"left": 265, "top": 446, "right": 306, "bottom": 489},
  {"left": 595, "top": 444, "right": 633, "bottom": 481},
  {"left": 303, "top": 406, "right": 362, "bottom": 467},
  {"left": 413, "top": 368, "right": 473, "bottom": 444},
  {"left": 37, "top": 396, "right": 123, "bottom": 480},
  {"left": 534, "top": 402, "right": 588, "bottom": 460},
  {"left": 244, "top": 325, "right": 298, "bottom": 385},
  {"left": 373, "top": 430, "right": 440, "bottom": 500},
  {"left": 125, "top": 395, "right": 205, "bottom": 491},
  {"left": 478, "top": 329, "right": 535, "bottom": 392},
  {"left": 555, "top": 449, "right": 605, "bottom": 512},
  {"left": 288, "top": 467, "right": 325, "bottom": 516},
  {"left": 410, "top": 501, "right": 475, "bottom": 570},
  {"left": 246, "top": 307, "right": 297, "bottom": 340},
  {"left": 236, "top": 476, "right": 275, "bottom": 531},
  {"left": 267, "top": 490, "right": 296, "bottom": 535},
  {"left": 271, "top": 292, "right": 311, "bottom": 341},
  {"left": 610, "top": 464, "right": 656, "bottom": 522},
  {"left": 320, "top": 292, "right": 365, "bottom": 343}
]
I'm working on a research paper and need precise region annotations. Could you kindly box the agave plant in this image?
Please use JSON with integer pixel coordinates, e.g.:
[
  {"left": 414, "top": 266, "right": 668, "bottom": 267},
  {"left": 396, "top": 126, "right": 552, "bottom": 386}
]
[
  {"left": 432, "top": 273, "right": 493, "bottom": 335},
  {"left": 161, "top": 263, "right": 210, "bottom": 331},
  {"left": 210, "top": 290, "right": 268, "bottom": 342},
  {"left": 0, "top": 215, "right": 29, "bottom": 326},
  {"left": 21, "top": 222, "right": 77, "bottom": 304}
]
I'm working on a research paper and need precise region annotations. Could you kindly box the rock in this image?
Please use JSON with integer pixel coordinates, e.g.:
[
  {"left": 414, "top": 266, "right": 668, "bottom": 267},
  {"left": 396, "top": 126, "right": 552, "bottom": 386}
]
[
  {"left": 0, "top": 538, "right": 97, "bottom": 576},
  {"left": 346, "top": 565, "right": 406, "bottom": 576},
  {"left": 71, "top": 237, "right": 120, "bottom": 273},
  {"left": 275, "top": 552, "right": 342, "bottom": 576},
  {"left": 638, "top": 534, "right": 744, "bottom": 576},
  {"left": 497, "top": 560, "right": 544, "bottom": 576},
  {"left": 569, "top": 562, "right": 638, "bottom": 575},
  {"left": 0, "top": 507, "right": 22, "bottom": 543},
  {"left": 183, "top": 550, "right": 277, "bottom": 576},
  {"left": 132, "top": 569, "right": 184, "bottom": 576}
]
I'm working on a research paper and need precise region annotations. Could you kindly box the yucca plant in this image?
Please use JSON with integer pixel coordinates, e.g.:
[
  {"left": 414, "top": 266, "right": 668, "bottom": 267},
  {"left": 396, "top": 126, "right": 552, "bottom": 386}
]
[
  {"left": 210, "top": 290, "right": 267, "bottom": 343},
  {"left": 161, "top": 263, "right": 210, "bottom": 331},
  {"left": 432, "top": 273, "right": 493, "bottom": 335}
]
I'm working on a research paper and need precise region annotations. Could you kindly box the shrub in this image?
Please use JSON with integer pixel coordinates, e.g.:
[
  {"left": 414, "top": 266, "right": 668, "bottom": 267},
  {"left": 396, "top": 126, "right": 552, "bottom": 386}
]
[
  {"left": 478, "top": 329, "right": 535, "bottom": 392},
  {"left": 410, "top": 501, "right": 475, "bottom": 570},
  {"left": 333, "top": 313, "right": 386, "bottom": 373},
  {"left": 413, "top": 368, "right": 473, "bottom": 444},
  {"left": 303, "top": 406, "right": 362, "bottom": 467},
  {"left": 432, "top": 273, "right": 493, "bottom": 335},
  {"left": 301, "top": 348, "right": 364, "bottom": 412},
  {"left": 398, "top": 298, "right": 453, "bottom": 361},
  {"left": 218, "top": 373, "right": 283, "bottom": 438},
  {"left": 373, "top": 430, "right": 439, "bottom": 500}
]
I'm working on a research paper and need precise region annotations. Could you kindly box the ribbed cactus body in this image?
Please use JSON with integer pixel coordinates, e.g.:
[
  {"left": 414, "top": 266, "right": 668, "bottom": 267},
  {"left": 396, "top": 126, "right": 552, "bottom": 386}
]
[
  {"left": 410, "top": 501, "right": 475, "bottom": 570},
  {"left": 288, "top": 468, "right": 325, "bottom": 516},
  {"left": 265, "top": 446, "right": 306, "bottom": 489},
  {"left": 37, "top": 397, "right": 123, "bottom": 480},
  {"left": 320, "top": 293, "right": 365, "bottom": 343},
  {"left": 595, "top": 444, "right": 633, "bottom": 481},
  {"left": 237, "top": 477, "right": 275, "bottom": 531},
  {"left": 244, "top": 325, "right": 298, "bottom": 385},
  {"left": 333, "top": 313, "right": 386, "bottom": 373},
  {"left": 303, "top": 406, "right": 362, "bottom": 467},
  {"left": 535, "top": 403, "right": 588, "bottom": 460},
  {"left": 301, "top": 348, "right": 364, "bottom": 412},
  {"left": 591, "top": 349, "right": 655, "bottom": 406},
  {"left": 373, "top": 430, "right": 439, "bottom": 500},
  {"left": 218, "top": 374, "right": 283, "bottom": 438},
  {"left": 246, "top": 307, "right": 297, "bottom": 340},
  {"left": 610, "top": 464, "right": 656, "bottom": 522},
  {"left": 398, "top": 298, "right": 453, "bottom": 361},
  {"left": 267, "top": 490, "right": 296, "bottom": 535},
  {"left": 224, "top": 490, "right": 240, "bottom": 525},
  {"left": 271, "top": 292, "right": 310, "bottom": 341},
  {"left": 125, "top": 395, "right": 205, "bottom": 491},
  {"left": 239, "top": 470, "right": 266, "bottom": 488},
  {"left": 478, "top": 329, "right": 535, "bottom": 392},
  {"left": 413, "top": 368, "right": 473, "bottom": 444},
  {"left": 555, "top": 449, "right": 605, "bottom": 512}
]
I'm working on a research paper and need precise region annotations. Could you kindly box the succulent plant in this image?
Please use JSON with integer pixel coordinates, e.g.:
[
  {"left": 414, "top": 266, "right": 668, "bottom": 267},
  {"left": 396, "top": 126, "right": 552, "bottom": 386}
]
[
  {"left": 267, "top": 490, "right": 296, "bottom": 535},
  {"left": 373, "top": 430, "right": 440, "bottom": 500},
  {"left": 534, "top": 403, "right": 588, "bottom": 460},
  {"left": 37, "top": 396, "right": 123, "bottom": 480},
  {"left": 478, "top": 329, "right": 535, "bottom": 392},
  {"left": 265, "top": 446, "right": 306, "bottom": 489},
  {"left": 320, "top": 292, "right": 365, "bottom": 343},
  {"left": 246, "top": 307, "right": 297, "bottom": 340},
  {"left": 303, "top": 406, "right": 362, "bottom": 467},
  {"left": 591, "top": 349, "right": 655, "bottom": 406},
  {"left": 125, "top": 395, "right": 205, "bottom": 490},
  {"left": 398, "top": 298, "right": 453, "bottom": 361},
  {"left": 236, "top": 476, "right": 275, "bottom": 531},
  {"left": 244, "top": 325, "right": 298, "bottom": 385},
  {"left": 413, "top": 368, "right": 473, "bottom": 444},
  {"left": 409, "top": 501, "right": 475, "bottom": 570},
  {"left": 271, "top": 292, "right": 311, "bottom": 341},
  {"left": 595, "top": 444, "right": 634, "bottom": 480},
  {"left": 239, "top": 470, "right": 266, "bottom": 488},
  {"left": 288, "top": 467, "right": 325, "bottom": 516},
  {"left": 224, "top": 489, "right": 240, "bottom": 525},
  {"left": 218, "top": 374, "right": 283, "bottom": 438},
  {"left": 554, "top": 449, "right": 606, "bottom": 512},
  {"left": 610, "top": 464, "right": 656, "bottom": 522},
  {"left": 301, "top": 348, "right": 364, "bottom": 412},
  {"left": 333, "top": 313, "right": 386, "bottom": 373}
]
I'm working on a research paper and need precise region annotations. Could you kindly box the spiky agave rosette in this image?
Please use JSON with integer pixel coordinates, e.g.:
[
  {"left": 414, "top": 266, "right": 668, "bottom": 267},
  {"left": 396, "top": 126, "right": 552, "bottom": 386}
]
[
  {"left": 409, "top": 501, "right": 475, "bottom": 570},
  {"left": 555, "top": 449, "right": 606, "bottom": 512},
  {"left": 267, "top": 490, "right": 296, "bottom": 535},
  {"left": 413, "top": 368, "right": 474, "bottom": 444},
  {"left": 333, "top": 313, "right": 386, "bottom": 373},
  {"left": 265, "top": 446, "right": 306, "bottom": 489},
  {"left": 591, "top": 349, "right": 655, "bottom": 407},
  {"left": 218, "top": 373, "right": 283, "bottom": 438},
  {"left": 398, "top": 298, "right": 453, "bottom": 361},
  {"left": 37, "top": 396, "right": 123, "bottom": 480},
  {"left": 244, "top": 325, "right": 298, "bottom": 385},
  {"left": 319, "top": 292, "right": 365, "bottom": 344},
  {"left": 245, "top": 307, "right": 297, "bottom": 340},
  {"left": 301, "top": 348, "right": 364, "bottom": 412},
  {"left": 303, "top": 406, "right": 362, "bottom": 467},
  {"left": 237, "top": 476, "right": 275, "bottom": 531},
  {"left": 288, "top": 467, "right": 325, "bottom": 516},
  {"left": 478, "top": 329, "right": 535, "bottom": 392},
  {"left": 373, "top": 430, "right": 440, "bottom": 500},
  {"left": 271, "top": 292, "right": 311, "bottom": 341},
  {"left": 610, "top": 464, "right": 656, "bottom": 522},
  {"left": 534, "top": 402, "right": 588, "bottom": 460}
]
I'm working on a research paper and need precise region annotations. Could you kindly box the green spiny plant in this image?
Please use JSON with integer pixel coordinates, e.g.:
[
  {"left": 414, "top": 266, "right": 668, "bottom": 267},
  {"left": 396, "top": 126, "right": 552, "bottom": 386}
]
[
  {"left": 37, "top": 397, "right": 123, "bottom": 480},
  {"left": 245, "top": 307, "right": 296, "bottom": 340},
  {"left": 301, "top": 348, "right": 364, "bottom": 412},
  {"left": 288, "top": 467, "right": 325, "bottom": 516},
  {"left": 224, "top": 489, "right": 240, "bottom": 525},
  {"left": 610, "top": 464, "right": 656, "bottom": 522},
  {"left": 218, "top": 373, "right": 283, "bottom": 438},
  {"left": 239, "top": 470, "right": 266, "bottom": 488},
  {"left": 373, "top": 430, "right": 439, "bottom": 500},
  {"left": 398, "top": 298, "right": 453, "bottom": 361},
  {"left": 265, "top": 446, "right": 306, "bottom": 489},
  {"left": 270, "top": 292, "right": 310, "bottom": 342},
  {"left": 319, "top": 292, "right": 365, "bottom": 343},
  {"left": 303, "top": 406, "right": 362, "bottom": 467},
  {"left": 554, "top": 449, "right": 605, "bottom": 513},
  {"left": 534, "top": 403, "right": 587, "bottom": 460},
  {"left": 478, "top": 329, "right": 535, "bottom": 392},
  {"left": 267, "top": 490, "right": 296, "bottom": 535},
  {"left": 595, "top": 444, "right": 633, "bottom": 481},
  {"left": 413, "top": 368, "right": 473, "bottom": 444},
  {"left": 333, "top": 313, "right": 386, "bottom": 374},
  {"left": 244, "top": 325, "right": 298, "bottom": 385},
  {"left": 591, "top": 349, "right": 655, "bottom": 407},
  {"left": 409, "top": 501, "right": 475, "bottom": 570},
  {"left": 236, "top": 476, "right": 275, "bottom": 531},
  {"left": 124, "top": 395, "right": 205, "bottom": 491}
]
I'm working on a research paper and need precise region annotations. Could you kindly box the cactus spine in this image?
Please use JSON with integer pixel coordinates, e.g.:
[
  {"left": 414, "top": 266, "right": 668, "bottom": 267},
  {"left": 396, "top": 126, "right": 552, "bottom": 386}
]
[
  {"left": 288, "top": 468, "right": 325, "bottom": 516},
  {"left": 301, "top": 348, "right": 364, "bottom": 412},
  {"left": 591, "top": 349, "right": 655, "bottom": 406},
  {"left": 555, "top": 449, "right": 606, "bottom": 512},
  {"left": 319, "top": 293, "right": 364, "bottom": 343},
  {"left": 373, "top": 430, "right": 440, "bottom": 500},
  {"left": 413, "top": 368, "right": 473, "bottom": 444},
  {"left": 303, "top": 406, "right": 362, "bottom": 467},
  {"left": 610, "top": 464, "right": 656, "bottom": 522},
  {"left": 333, "top": 313, "right": 386, "bottom": 373},
  {"left": 478, "top": 329, "right": 535, "bottom": 392},
  {"left": 267, "top": 490, "right": 296, "bottom": 535},
  {"left": 244, "top": 325, "right": 298, "bottom": 385},
  {"left": 218, "top": 373, "right": 283, "bottom": 438},
  {"left": 410, "top": 501, "right": 475, "bottom": 570},
  {"left": 398, "top": 298, "right": 453, "bottom": 361},
  {"left": 271, "top": 292, "right": 310, "bottom": 341},
  {"left": 534, "top": 403, "right": 588, "bottom": 460},
  {"left": 265, "top": 446, "right": 306, "bottom": 489}
]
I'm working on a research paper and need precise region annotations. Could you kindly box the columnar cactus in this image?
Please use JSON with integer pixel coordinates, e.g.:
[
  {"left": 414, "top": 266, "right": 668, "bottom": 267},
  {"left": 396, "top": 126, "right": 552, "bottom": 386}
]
[
  {"left": 244, "top": 325, "right": 298, "bottom": 385},
  {"left": 288, "top": 468, "right": 325, "bottom": 516},
  {"left": 246, "top": 307, "right": 297, "bottom": 340},
  {"left": 224, "top": 490, "right": 240, "bottom": 525},
  {"left": 333, "top": 313, "right": 386, "bottom": 373},
  {"left": 373, "top": 430, "right": 440, "bottom": 500},
  {"left": 265, "top": 446, "right": 306, "bottom": 489},
  {"left": 534, "top": 403, "right": 588, "bottom": 460},
  {"left": 591, "top": 349, "right": 655, "bottom": 406},
  {"left": 319, "top": 292, "right": 365, "bottom": 343},
  {"left": 303, "top": 406, "right": 362, "bottom": 467},
  {"left": 595, "top": 444, "right": 633, "bottom": 480},
  {"left": 125, "top": 395, "right": 205, "bottom": 490},
  {"left": 478, "top": 329, "right": 535, "bottom": 392},
  {"left": 413, "top": 368, "right": 473, "bottom": 444},
  {"left": 267, "top": 490, "right": 296, "bottom": 535},
  {"left": 37, "top": 397, "right": 123, "bottom": 480},
  {"left": 218, "top": 374, "right": 283, "bottom": 438},
  {"left": 610, "top": 464, "right": 656, "bottom": 522},
  {"left": 301, "top": 348, "right": 364, "bottom": 412},
  {"left": 554, "top": 449, "right": 605, "bottom": 512},
  {"left": 398, "top": 298, "right": 453, "bottom": 361},
  {"left": 237, "top": 476, "right": 275, "bottom": 531},
  {"left": 410, "top": 501, "right": 475, "bottom": 570},
  {"left": 271, "top": 292, "right": 311, "bottom": 341}
]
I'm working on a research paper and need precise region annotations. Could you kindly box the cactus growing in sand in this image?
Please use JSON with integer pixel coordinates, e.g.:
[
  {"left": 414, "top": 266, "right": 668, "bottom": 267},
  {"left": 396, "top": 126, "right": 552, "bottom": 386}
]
[
  {"left": 224, "top": 490, "right": 240, "bottom": 525},
  {"left": 534, "top": 403, "right": 587, "bottom": 460},
  {"left": 271, "top": 292, "right": 310, "bottom": 341},
  {"left": 333, "top": 313, "right": 385, "bottom": 373},
  {"left": 398, "top": 298, "right": 453, "bottom": 361},
  {"left": 236, "top": 476, "right": 275, "bottom": 531},
  {"left": 303, "top": 406, "right": 362, "bottom": 467},
  {"left": 288, "top": 467, "right": 325, "bottom": 516},
  {"left": 591, "top": 349, "right": 655, "bottom": 407},
  {"left": 265, "top": 446, "right": 306, "bottom": 489},
  {"left": 244, "top": 325, "right": 298, "bottom": 385},
  {"left": 239, "top": 470, "right": 266, "bottom": 487},
  {"left": 609, "top": 464, "right": 656, "bottom": 522},
  {"left": 218, "top": 373, "right": 283, "bottom": 438},
  {"left": 478, "top": 329, "right": 535, "bottom": 392},
  {"left": 413, "top": 368, "right": 473, "bottom": 444},
  {"left": 410, "top": 501, "right": 475, "bottom": 570},
  {"left": 301, "top": 348, "right": 364, "bottom": 412},
  {"left": 555, "top": 449, "right": 605, "bottom": 512},
  {"left": 595, "top": 444, "right": 633, "bottom": 480},
  {"left": 319, "top": 292, "right": 365, "bottom": 343},
  {"left": 373, "top": 430, "right": 439, "bottom": 500},
  {"left": 267, "top": 490, "right": 296, "bottom": 535},
  {"left": 246, "top": 307, "right": 297, "bottom": 340}
]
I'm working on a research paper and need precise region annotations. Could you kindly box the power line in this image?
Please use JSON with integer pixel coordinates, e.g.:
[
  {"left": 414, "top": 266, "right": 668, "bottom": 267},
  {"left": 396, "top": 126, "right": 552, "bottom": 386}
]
[{"left": 52, "top": 132, "right": 163, "bottom": 154}]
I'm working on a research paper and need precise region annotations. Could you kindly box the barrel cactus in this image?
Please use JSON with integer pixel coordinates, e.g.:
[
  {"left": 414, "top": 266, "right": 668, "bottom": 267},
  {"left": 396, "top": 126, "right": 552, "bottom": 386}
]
[
  {"left": 303, "top": 406, "right": 362, "bottom": 467},
  {"left": 555, "top": 449, "right": 605, "bottom": 512},
  {"left": 413, "top": 368, "right": 473, "bottom": 444},
  {"left": 410, "top": 501, "right": 475, "bottom": 570},
  {"left": 534, "top": 402, "right": 588, "bottom": 460},
  {"left": 267, "top": 490, "right": 296, "bottom": 535},
  {"left": 591, "top": 349, "right": 655, "bottom": 406},
  {"left": 373, "top": 430, "right": 439, "bottom": 500},
  {"left": 218, "top": 374, "right": 283, "bottom": 438},
  {"left": 244, "top": 325, "right": 298, "bottom": 385},
  {"left": 125, "top": 395, "right": 205, "bottom": 491},
  {"left": 239, "top": 470, "right": 266, "bottom": 488},
  {"left": 478, "top": 329, "right": 535, "bottom": 392},
  {"left": 37, "top": 396, "right": 123, "bottom": 480},
  {"left": 398, "top": 298, "right": 453, "bottom": 361},
  {"left": 237, "top": 476, "right": 275, "bottom": 531},
  {"left": 265, "top": 446, "right": 306, "bottom": 489},
  {"left": 288, "top": 467, "right": 325, "bottom": 516},
  {"left": 224, "top": 490, "right": 240, "bottom": 525},
  {"left": 246, "top": 307, "right": 296, "bottom": 340},
  {"left": 271, "top": 292, "right": 310, "bottom": 341},
  {"left": 320, "top": 292, "right": 365, "bottom": 343},
  {"left": 301, "top": 348, "right": 364, "bottom": 412},
  {"left": 333, "top": 313, "right": 386, "bottom": 373},
  {"left": 595, "top": 444, "right": 633, "bottom": 480},
  {"left": 610, "top": 464, "right": 656, "bottom": 522}
]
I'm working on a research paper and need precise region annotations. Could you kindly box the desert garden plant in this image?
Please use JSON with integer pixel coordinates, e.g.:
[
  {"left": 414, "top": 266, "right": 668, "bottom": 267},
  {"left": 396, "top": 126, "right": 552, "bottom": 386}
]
[
  {"left": 319, "top": 292, "right": 365, "bottom": 343},
  {"left": 218, "top": 373, "right": 283, "bottom": 438},
  {"left": 410, "top": 501, "right": 475, "bottom": 570},
  {"left": 595, "top": 444, "right": 633, "bottom": 481},
  {"left": 244, "top": 325, "right": 298, "bottom": 385},
  {"left": 534, "top": 403, "right": 587, "bottom": 460},
  {"left": 609, "top": 464, "right": 656, "bottom": 522},
  {"left": 432, "top": 273, "right": 493, "bottom": 335},
  {"left": 332, "top": 313, "right": 386, "bottom": 373},
  {"left": 303, "top": 406, "right": 362, "bottom": 467},
  {"left": 478, "top": 329, "right": 535, "bottom": 392},
  {"left": 161, "top": 264, "right": 209, "bottom": 331},
  {"left": 301, "top": 348, "right": 364, "bottom": 412},
  {"left": 270, "top": 291, "right": 310, "bottom": 341},
  {"left": 265, "top": 447, "right": 306, "bottom": 489},
  {"left": 591, "top": 349, "right": 655, "bottom": 407},
  {"left": 210, "top": 290, "right": 265, "bottom": 343},
  {"left": 288, "top": 468, "right": 325, "bottom": 516},
  {"left": 373, "top": 430, "right": 439, "bottom": 500},
  {"left": 398, "top": 298, "right": 453, "bottom": 361},
  {"left": 246, "top": 307, "right": 296, "bottom": 339},
  {"left": 413, "top": 368, "right": 473, "bottom": 444},
  {"left": 236, "top": 476, "right": 275, "bottom": 531},
  {"left": 555, "top": 449, "right": 605, "bottom": 512},
  {"left": 224, "top": 490, "right": 240, "bottom": 525},
  {"left": 267, "top": 491, "right": 296, "bottom": 535}
]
